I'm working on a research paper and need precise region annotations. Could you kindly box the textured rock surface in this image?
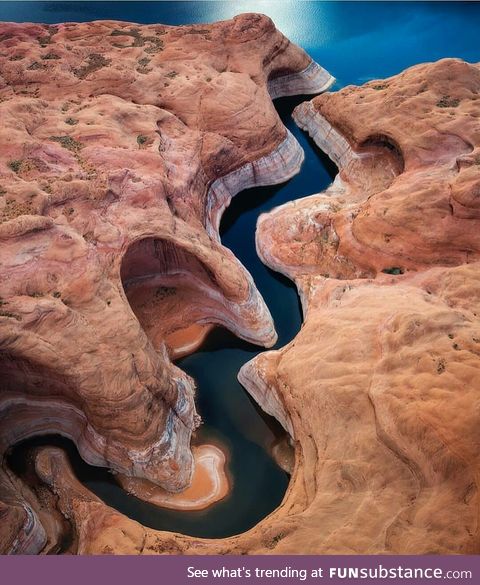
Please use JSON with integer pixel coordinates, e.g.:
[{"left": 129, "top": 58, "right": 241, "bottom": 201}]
[
  {"left": 0, "top": 15, "right": 334, "bottom": 553},
  {"left": 15, "top": 58, "right": 480, "bottom": 556},
  {"left": 4, "top": 18, "right": 475, "bottom": 556},
  {"left": 117, "top": 444, "right": 229, "bottom": 511},
  {"left": 244, "top": 58, "right": 480, "bottom": 554}
]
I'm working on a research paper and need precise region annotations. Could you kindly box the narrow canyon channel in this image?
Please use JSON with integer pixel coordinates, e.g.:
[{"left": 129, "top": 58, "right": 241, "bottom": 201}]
[{"left": 8, "top": 94, "right": 337, "bottom": 539}]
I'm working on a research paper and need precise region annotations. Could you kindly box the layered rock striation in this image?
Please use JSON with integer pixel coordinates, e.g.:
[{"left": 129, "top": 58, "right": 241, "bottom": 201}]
[
  {"left": 0, "top": 14, "right": 334, "bottom": 553},
  {"left": 242, "top": 58, "right": 480, "bottom": 554},
  {"left": 15, "top": 58, "right": 480, "bottom": 556},
  {"left": 5, "top": 18, "right": 475, "bottom": 557}
]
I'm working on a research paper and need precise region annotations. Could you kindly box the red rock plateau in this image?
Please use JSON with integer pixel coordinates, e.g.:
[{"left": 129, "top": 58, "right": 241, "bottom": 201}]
[
  {"left": 19, "top": 57, "right": 480, "bottom": 556},
  {"left": 1, "top": 15, "right": 478, "bottom": 556},
  {"left": 0, "top": 15, "right": 335, "bottom": 553}
]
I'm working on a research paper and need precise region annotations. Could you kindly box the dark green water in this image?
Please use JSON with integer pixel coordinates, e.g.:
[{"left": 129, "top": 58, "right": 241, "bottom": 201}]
[{"left": 4, "top": 1, "right": 479, "bottom": 538}]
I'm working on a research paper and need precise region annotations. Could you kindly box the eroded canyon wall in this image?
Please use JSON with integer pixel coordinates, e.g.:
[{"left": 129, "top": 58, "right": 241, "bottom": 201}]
[
  {"left": 0, "top": 15, "right": 334, "bottom": 553},
  {"left": 242, "top": 58, "right": 480, "bottom": 554},
  {"left": 2, "top": 16, "right": 478, "bottom": 555},
  {"left": 22, "top": 57, "right": 480, "bottom": 556}
]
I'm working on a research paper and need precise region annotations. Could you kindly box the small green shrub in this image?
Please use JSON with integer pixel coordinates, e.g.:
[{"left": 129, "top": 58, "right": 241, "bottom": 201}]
[
  {"left": 437, "top": 95, "right": 460, "bottom": 108},
  {"left": 42, "top": 52, "right": 60, "bottom": 60},
  {"left": 49, "top": 135, "right": 83, "bottom": 152},
  {"left": 381, "top": 267, "right": 404, "bottom": 275},
  {"left": 27, "top": 61, "right": 46, "bottom": 71},
  {"left": 8, "top": 160, "right": 22, "bottom": 173},
  {"left": 0, "top": 310, "right": 21, "bottom": 321},
  {"left": 73, "top": 53, "right": 111, "bottom": 79}
]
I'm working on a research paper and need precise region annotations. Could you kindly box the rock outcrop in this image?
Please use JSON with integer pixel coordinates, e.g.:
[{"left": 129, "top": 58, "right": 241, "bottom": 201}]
[
  {"left": 12, "top": 58, "right": 480, "bottom": 556},
  {"left": 0, "top": 15, "right": 334, "bottom": 553},
  {"left": 4, "top": 17, "right": 475, "bottom": 556},
  {"left": 242, "top": 58, "right": 480, "bottom": 554}
]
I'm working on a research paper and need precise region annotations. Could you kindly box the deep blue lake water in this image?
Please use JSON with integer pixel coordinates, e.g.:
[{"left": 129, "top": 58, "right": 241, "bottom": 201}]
[{"left": 4, "top": 2, "right": 479, "bottom": 539}]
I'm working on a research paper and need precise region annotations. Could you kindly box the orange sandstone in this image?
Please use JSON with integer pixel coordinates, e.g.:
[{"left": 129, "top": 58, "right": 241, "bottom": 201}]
[
  {"left": 3, "top": 15, "right": 476, "bottom": 558},
  {"left": 22, "top": 58, "right": 480, "bottom": 556},
  {"left": 0, "top": 15, "right": 333, "bottom": 553},
  {"left": 118, "top": 444, "right": 230, "bottom": 511}
]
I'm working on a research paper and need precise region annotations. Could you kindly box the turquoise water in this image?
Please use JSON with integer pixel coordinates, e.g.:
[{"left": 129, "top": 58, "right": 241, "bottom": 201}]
[{"left": 4, "top": 1, "right": 479, "bottom": 539}]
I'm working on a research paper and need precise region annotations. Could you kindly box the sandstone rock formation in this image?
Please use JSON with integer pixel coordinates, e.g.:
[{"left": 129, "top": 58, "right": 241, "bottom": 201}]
[
  {"left": 3, "top": 17, "right": 476, "bottom": 556},
  {"left": 118, "top": 444, "right": 230, "bottom": 511},
  {"left": 0, "top": 15, "right": 334, "bottom": 553},
  {"left": 242, "top": 58, "right": 480, "bottom": 554},
  {"left": 13, "top": 57, "right": 480, "bottom": 556}
]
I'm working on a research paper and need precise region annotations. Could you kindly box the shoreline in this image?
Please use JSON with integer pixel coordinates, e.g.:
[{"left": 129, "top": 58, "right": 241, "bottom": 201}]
[
  {"left": 117, "top": 443, "right": 230, "bottom": 512},
  {"left": 166, "top": 323, "right": 214, "bottom": 361}
]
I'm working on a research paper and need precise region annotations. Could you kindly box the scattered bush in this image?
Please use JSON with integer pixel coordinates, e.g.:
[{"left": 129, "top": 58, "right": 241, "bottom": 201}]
[
  {"left": 49, "top": 135, "right": 83, "bottom": 152},
  {"left": 381, "top": 267, "right": 404, "bottom": 275},
  {"left": 27, "top": 61, "right": 46, "bottom": 71},
  {"left": 437, "top": 95, "right": 460, "bottom": 108},
  {"left": 0, "top": 310, "right": 21, "bottom": 321},
  {"left": 73, "top": 53, "right": 111, "bottom": 79},
  {"left": 8, "top": 160, "right": 22, "bottom": 173}
]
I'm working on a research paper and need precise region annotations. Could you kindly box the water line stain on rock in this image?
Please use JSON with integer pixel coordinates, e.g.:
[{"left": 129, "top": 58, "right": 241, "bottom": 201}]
[
  {"left": 0, "top": 14, "right": 334, "bottom": 553},
  {"left": 3, "top": 8, "right": 478, "bottom": 557}
]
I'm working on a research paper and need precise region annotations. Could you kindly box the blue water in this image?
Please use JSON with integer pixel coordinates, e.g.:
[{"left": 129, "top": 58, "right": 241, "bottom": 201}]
[
  {"left": 2, "top": 1, "right": 479, "bottom": 85},
  {"left": 4, "top": 2, "right": 479, "bottom": 539}
]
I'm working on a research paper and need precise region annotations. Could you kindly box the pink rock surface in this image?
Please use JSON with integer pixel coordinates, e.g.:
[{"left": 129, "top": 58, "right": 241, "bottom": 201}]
[
  {"left": 241, "top": 58, "right": 480, "bottom": 554},
  {"left": 0, "top": 15, "right": 334, "bottom": 553},
  {"left": 8, "top": 58, "right": 480, "bottom": 556}
]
